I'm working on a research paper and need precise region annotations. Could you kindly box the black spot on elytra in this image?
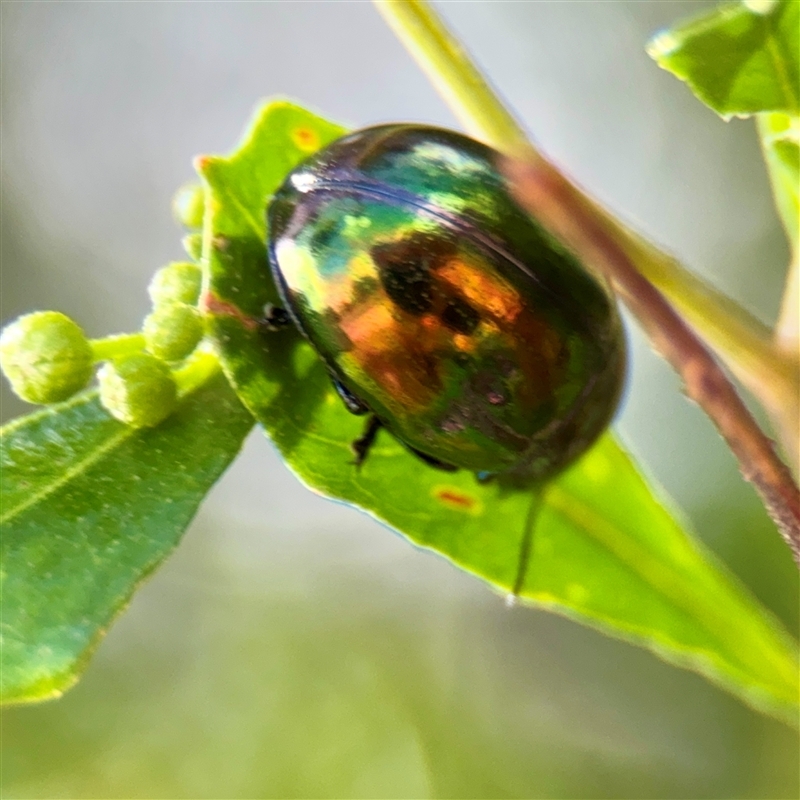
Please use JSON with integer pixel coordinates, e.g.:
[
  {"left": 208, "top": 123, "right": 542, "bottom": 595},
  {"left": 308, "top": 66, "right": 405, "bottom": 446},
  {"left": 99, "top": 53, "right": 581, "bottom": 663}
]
[
  {"left": 371, "top": 232, "right": 452, "bottom": 316},
  {"left": 441, "top": 296, "right": 480, "bottom": 334}
]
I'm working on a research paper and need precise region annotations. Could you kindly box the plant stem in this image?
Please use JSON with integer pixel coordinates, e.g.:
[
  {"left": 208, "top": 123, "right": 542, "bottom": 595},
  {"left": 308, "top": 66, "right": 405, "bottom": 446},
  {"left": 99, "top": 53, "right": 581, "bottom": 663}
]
[
  {"left": 90, "top": 333, "right": 145, "bottom": 363},
  {"left": 91, "top": 334, "right": 220, "bottom": 403},
  {"left": 775, "top": 254, "right": 800, "bottom": 352},
  {"left": 375, "top": 0, "right": 800, "bottom": 560},
  {"left": 506, "top": 155, "right": 800, "bottom": 565},
  {"left": 770, "top": 251, "right": 800, "bottom": 474},
  {"left": 374, "top": 0, "right": 796, "bottom": 415},
  {"left": 614, "top": 232, "right": 796, "bottom": 386},
  {"left": 173, "top": 347, "right": 220, "bottom": 398},
  {"left": 373, "top": 0, "right": 530, "bottom": 151}
]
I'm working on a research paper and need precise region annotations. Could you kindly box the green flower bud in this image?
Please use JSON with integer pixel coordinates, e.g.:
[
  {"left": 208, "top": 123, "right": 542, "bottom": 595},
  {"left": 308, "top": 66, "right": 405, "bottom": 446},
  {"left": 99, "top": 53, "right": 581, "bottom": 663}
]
[
  {"left": 182, "top": 232, "right": 203, "bottom": 262},
  {"left": 172, "top": 182, "right": 206, "bottom": 230},
  {"left": 98, "top": 353, "right": 178, "bottom": 428},
  {"left": 148, "top": 262, "right": 202, "bottom": 307},
  {"left": 0, "top": 311, "right": 93, "bottom": 404},
  {"left": 143, "top": 303, "right": 204, "bottom": 362}
]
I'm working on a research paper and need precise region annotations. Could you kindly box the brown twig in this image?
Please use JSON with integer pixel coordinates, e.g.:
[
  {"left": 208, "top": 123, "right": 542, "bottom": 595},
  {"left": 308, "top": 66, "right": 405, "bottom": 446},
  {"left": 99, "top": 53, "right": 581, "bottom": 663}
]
[{"left": 504, "top": 154, "right": 800, "bottom": 567}]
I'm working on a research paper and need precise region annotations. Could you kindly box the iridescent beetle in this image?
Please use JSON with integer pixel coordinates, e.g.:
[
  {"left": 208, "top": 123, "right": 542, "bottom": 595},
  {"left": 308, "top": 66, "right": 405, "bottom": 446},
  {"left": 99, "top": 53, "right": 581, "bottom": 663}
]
[{"left": 266, "top": 124, "right": 625, "bottom": 488}]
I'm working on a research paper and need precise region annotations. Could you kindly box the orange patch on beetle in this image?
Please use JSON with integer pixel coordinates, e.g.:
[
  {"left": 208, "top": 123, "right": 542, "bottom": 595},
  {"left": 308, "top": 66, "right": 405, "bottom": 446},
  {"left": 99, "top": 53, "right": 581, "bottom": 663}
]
[
  {"left": 434, "top": 486, "right": 481, "bottom": 514},
  {"left": 292, "top": 128, "right": 320, "bottom": 153}
]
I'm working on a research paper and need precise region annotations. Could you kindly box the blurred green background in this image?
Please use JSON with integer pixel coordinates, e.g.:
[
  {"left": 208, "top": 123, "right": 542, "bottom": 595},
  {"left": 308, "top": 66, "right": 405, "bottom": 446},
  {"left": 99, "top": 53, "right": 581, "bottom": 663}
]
[{"left": 1, "top": 1, "right": 798, "bottom": 797}]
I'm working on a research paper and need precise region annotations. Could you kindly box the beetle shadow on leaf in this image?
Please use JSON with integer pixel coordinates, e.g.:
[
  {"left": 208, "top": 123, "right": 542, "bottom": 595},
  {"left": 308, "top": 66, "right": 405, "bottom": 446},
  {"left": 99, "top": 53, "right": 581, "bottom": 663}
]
[
  {"left": 260, "top": 336, "right": 333, "bottom": 458},
  {"left": 209, "top": 236, "right": 283, "bottom": 317},
  {"left": 220, "top": 320, "right": 331, "bottom": 460}
]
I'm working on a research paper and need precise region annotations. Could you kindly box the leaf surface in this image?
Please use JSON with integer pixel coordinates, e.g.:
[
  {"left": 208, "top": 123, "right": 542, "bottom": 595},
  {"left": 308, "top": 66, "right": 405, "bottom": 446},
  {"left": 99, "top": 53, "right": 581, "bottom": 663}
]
[
  {"left": 198, "top": 100, "right": 800, "bottom": 724},
  {"left": 0, "top": 373, "right": 254, "bottom": 703},
  {"left": 758, "top": 111, "right": 800, "bottom": 249},
  {"left": 647, "top": 0, "right": 799, "bottom": 119},
  {"left": 647, "top": 0, "right": 800, "bottom": 248}
]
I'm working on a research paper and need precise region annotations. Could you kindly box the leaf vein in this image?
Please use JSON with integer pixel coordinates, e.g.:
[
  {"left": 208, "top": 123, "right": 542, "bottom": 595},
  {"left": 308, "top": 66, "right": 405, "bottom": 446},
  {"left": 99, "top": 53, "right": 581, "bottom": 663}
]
[
  {"left": 765, "top": 25, "right": 799, "bottom": 112},
  {"left": 214, "top": 183, "right": 265, "bottom": 241},
  {"left": 547, "top": 487, "right": 797, "bottom": 682},
  {"left": 1, "top": 427, "right": 134, "bottom": 526}
]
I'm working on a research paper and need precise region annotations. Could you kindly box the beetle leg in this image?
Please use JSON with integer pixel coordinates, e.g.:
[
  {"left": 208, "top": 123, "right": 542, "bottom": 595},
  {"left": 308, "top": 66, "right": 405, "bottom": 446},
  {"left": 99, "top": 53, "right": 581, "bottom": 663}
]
[
  {"left": 407, "top": 446, "right": 459, "bottom": 472},
  {"left": 506, "top": 488, "right": 545, "bottom": 606},
  {"left": 259, "top": 304, "right": 292, "bottom": 332},
  {"left": 351, "top": 415, "right": 382, "bottom": 468},
  {"left": 332, "top": 378, "right": 370, "bottom": 415}
]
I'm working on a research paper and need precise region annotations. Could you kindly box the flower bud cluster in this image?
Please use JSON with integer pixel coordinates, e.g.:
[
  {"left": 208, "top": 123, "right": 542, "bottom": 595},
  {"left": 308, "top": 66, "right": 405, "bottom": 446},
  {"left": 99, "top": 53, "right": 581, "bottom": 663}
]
[
  {"left": 98, "top": 354, "right": 177, "bottom": 428},
  {"left": 172, "top": 182, "right": 206, "bottom": 231},
  {"left": 0, "top": 312, "right": 94, "bottom": 404},
  {"left": 1, "top": 183, "right": 208, "bottom": 428},
  {"left": 144, "top": 261, "right": 204, "bottom": 364}
]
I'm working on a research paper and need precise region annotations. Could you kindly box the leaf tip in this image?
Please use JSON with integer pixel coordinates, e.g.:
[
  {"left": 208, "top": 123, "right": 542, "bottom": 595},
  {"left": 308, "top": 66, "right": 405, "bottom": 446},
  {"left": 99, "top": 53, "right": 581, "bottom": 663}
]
[
  {"left": 645, "top": 29, "right": 680, "bottom": 63},
  {"left": 193, "top": 154, "right": 219, "bottom": 176},
  {"left": 741, "top": 0, "right": 780, "bottom": 15}
]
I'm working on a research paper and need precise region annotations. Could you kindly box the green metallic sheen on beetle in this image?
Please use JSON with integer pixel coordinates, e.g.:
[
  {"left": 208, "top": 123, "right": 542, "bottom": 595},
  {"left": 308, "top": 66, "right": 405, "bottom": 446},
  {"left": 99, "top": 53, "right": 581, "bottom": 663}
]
[{"left": 267, "top": 125, "right": 626, "bottom": 480}]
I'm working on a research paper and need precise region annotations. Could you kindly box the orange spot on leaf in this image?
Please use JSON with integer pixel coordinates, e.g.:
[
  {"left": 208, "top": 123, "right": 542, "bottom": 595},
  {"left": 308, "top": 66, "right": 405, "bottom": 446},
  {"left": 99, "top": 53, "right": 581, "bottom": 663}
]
[
  {"left": 435, "top": 487, "right": 477, "bottom": 512},
  {"left": 201, "top": 291, "right": 259, "bottom": 330},
  {"left": 292, "top": 127, "right": 320, "bottom": 153}
]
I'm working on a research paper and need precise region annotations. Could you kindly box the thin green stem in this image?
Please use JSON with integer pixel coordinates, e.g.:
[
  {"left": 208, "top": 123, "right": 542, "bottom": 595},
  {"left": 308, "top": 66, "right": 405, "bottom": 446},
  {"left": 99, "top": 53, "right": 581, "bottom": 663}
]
[
  {"left": 374, "top": 0, "right": 796, "bottom": 405},
  {"left": 91, "top": 333, "right": 220, "bottom": 404},
  {"left": 377, "top": 0, "right": 800, "bottom": 555},
  {"left": 172, "top": 347, "right": 220, "bottom": 398},
  {"left": 90, "top": 333, "right": 145, "bottom": 363},
  {"left": 373, "top": 0, "right": 530, "bottom": 152},
  {"left": 618, "top": 231, "right": 798, "bottom": 395},
  {"left": 506, "top": 156, "right": 800, "bottom": 562}
]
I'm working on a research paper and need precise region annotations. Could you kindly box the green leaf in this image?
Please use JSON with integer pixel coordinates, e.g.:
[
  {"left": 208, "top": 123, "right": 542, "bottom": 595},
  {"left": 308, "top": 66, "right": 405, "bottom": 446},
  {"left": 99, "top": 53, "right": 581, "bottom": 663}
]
[
  {"left": 198, "top": 99, "right": 800, "bottom": 725},
  {"left": 0, "top": 373, "right": 254, "bottom": 703},
  {"left": 758, "top": 112, "right": 800, "bottom": 248},
  {"left": 647, "top": 0, "right": 799, "bottom": 119}
]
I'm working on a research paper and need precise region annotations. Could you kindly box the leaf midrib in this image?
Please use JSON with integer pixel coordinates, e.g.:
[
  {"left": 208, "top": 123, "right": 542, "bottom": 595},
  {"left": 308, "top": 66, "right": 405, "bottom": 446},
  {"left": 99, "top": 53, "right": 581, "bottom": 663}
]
[
  {"left": 546, "top": 486, "right": 798, "bottom": 692},
  {"left": 1, "top": 421, "right": 134, "bottom": 526},
  {"left": 202, "top": 161, "right": 265, "bottom": 242},
  {"left": 763, "top": 17, "right": 799, "bottom": 113},
  {"left": 225, "top": 299, "right": 798, "bottom": 694},
  {"left": 251, "top": 362, "right": 798, "bottom": 692}
]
